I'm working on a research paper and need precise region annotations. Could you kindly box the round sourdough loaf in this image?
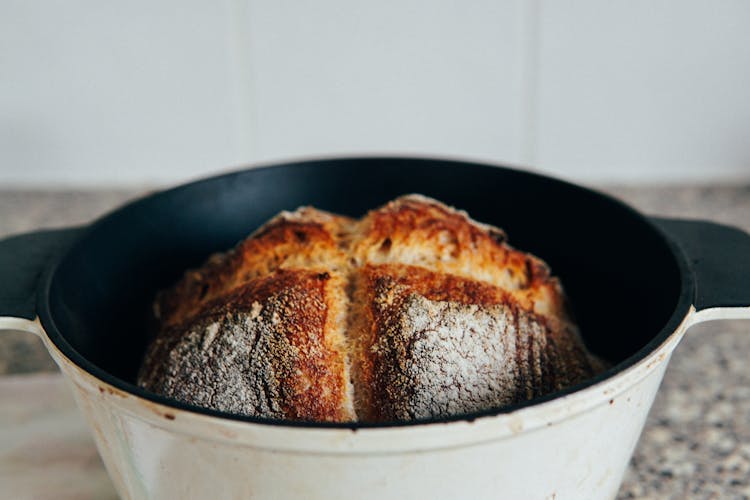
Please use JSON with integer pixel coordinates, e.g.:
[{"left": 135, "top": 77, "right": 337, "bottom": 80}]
[{"left": 138, "top": 195, "right": 603, "bottom": 423}]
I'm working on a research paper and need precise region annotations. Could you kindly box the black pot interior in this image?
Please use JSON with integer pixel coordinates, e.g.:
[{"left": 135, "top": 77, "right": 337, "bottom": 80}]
[{"left": 42, "top": 158, "right": 688, "bottom": 423}]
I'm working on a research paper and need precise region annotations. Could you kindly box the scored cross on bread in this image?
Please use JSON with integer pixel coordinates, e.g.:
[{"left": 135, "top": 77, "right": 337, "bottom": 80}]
[{"left": 138, "top": 195, "right": 603, "bottom": 423}]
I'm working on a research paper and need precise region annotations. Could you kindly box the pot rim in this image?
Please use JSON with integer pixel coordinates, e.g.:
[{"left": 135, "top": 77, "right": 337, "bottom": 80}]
[
  {"left": 36, "top": 156, "right": 697, "bottom": 432},
  {"left": 39, "top": 308, "right": 694, "bottom": 453}
]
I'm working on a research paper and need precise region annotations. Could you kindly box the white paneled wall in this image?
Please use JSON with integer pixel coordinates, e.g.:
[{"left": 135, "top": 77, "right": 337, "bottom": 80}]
[
  {"left": 242, "top": 0, "right": 528, "bottom": 165},
  {"left": 0, "top": 0, "right": 242, "bottom": 185},
  {"left": 534, "top": 0, "right": 750, "bottom": 182},
  {"left": 1, "top": 1, "right": 749, "bottom": 186}
]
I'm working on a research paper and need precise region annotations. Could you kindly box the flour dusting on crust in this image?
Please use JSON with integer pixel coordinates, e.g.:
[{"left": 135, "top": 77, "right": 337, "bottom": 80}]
[{"left": 139, "top": 195, "right": 603, "bottom": 423}]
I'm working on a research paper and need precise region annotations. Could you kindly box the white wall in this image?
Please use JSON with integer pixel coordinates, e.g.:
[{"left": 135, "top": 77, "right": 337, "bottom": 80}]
[{"left": 1, "top": 0, "right": 749, "bottom": 186}]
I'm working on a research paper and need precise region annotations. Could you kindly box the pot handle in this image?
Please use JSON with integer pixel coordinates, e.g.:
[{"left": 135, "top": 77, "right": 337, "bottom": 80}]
[
  {"left": 0, "top": 228, "right": 84, "bottom": 330},
  {"left": 651, "top": 217, "right": 750, "bottom": 323}
]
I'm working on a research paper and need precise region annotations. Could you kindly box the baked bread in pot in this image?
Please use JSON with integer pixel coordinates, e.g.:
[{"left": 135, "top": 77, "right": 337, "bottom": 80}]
[{"left": 138, "top": 195, "right": 603, "bottom": 423}]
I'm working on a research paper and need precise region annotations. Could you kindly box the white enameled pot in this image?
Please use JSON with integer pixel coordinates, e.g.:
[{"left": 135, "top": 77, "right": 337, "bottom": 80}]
[
  {"left": 2, "top": 308, "right": 747, "bottom": 499},
  {"left": 1, "top": 158, "right": 749, "bottom": 499}
]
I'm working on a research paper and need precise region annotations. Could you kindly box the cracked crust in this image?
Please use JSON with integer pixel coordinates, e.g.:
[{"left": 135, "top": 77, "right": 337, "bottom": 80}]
[
  {"left": 154, "top": 207, "right": 355, "bottom": 330},
  {"left": 139, "top": 269, "right": 355, "bottom": 421},
  {"left": 138, "top": 195, "right": 603, "bottom": 423},
  {"left": 353, "top": 264, "right": 598, "bottom": 421}
]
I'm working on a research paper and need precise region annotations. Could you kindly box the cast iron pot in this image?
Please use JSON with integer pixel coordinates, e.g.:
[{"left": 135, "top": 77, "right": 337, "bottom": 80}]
[{"left": 2, "top": 158, "right": 749, "bottom": 499}]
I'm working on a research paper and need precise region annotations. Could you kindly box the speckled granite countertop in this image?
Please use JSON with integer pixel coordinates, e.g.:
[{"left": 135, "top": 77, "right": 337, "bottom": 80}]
[{"left": 1, "top": 185, "right": 749, "bottom": 499}]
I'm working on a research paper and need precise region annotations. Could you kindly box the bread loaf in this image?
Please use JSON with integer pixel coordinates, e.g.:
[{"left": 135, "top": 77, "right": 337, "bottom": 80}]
[{"left": 138, "top": 195, "right": 603, "bottom": 423}]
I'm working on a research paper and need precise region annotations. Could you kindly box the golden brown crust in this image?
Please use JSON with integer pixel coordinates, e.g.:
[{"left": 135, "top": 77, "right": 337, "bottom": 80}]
[
  {"left": 350, "top": 194, "right": 568, "bottom": 321},
  {"left": 351, "top": 264, "right": 598, "bottom": 421},
  {"left": 140, "top": 195, "right": 602, "bottom": 423},
  {"left": 351, "top": 195, "right": 543, "bottom": 287},
  {"left": 156, "top": 208, "right": 354, "bottom": 329},
  {"left": 139, "top": 269, "right": 354, "bottom": 422}
]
